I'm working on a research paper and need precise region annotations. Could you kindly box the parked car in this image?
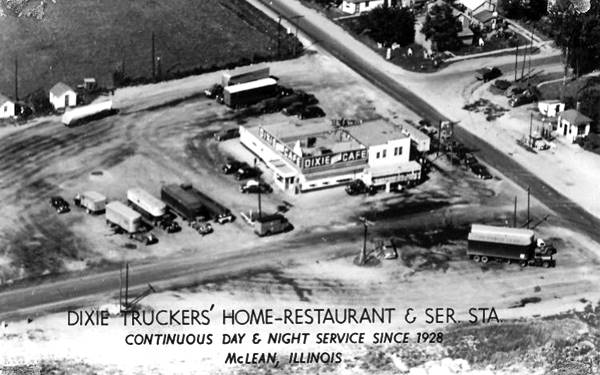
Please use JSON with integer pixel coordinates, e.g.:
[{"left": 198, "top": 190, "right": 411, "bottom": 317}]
[
  {"left": 508, "top": 90, "right": 536, "bottom": 107},
  {"left": 50, "top": 196, "right": 70, "bottom": 213},
  {"left": 464, "top": 154, "right": 478, "bottom": 167},
  {"left": 345, "top": 179, "right": 376, "bottom": 195},
  {"left": 470, "top": 164, "right": 493, "bottom": 179},
  {"left": 296, "top": 90, "right": 319, "bottom": 105},
  {"left": 298, "top": 105, "right": 325, "bottom": 120},
  {"left": 240, "top": 180, "right": 272, "bottom": 194},
  {"left": 129, "top": 232, "right": 158, "bottom": 245},
  {"left": 475, "top": 67, "right": 502, "bottom": 82},
  {"left": 158, "top": 219, "right": 181, "bottom": 233},
  {"left": 235, "top": 165, "right": 260, "bottom": 180},
  {"left": 276, "top": 85, "right": 294, "bottom": 97},
  {"left": 214, "top": 127, "right": 240, "bottom": 141},
  {"left": 282, "top": 102, "right": 305, "bottom": 116},
  {"left": 191, "top": 221, "right": 213, "bottom": 236},
  {"left": 493, "top": 79, "right": 511, "bottom": 90},
  {"left": 222, "top": 160, "right": 244, "bottom": 174}
]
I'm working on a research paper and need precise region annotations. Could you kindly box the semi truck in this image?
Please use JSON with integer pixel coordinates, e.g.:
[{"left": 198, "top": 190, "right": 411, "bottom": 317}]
[
  {"left": 221, "top": 64, "right": 270, "bottom": 87},
  {"left": 74, "top": 191, "right": 106, "bottom": 214},
  {"left": 160, "top": 184, "right": 209, "bottom": 223},
  {"left": 223, "top": 78, "right": 278, "bottom": 108},
  {"left": 467, "top": 224, "right": 556, "bottom": 267},
  {"left": 254, "top": 213, "right": 290, "bottom": 237},
  {"left": 127, "top": 188, "right": 167, "bottom": 224},
  {"left": 105, "top": 201, "right": 142, "bottom": 234},
  {"left": 188, "top": 187, "right": 234, "bottom": 224},
  {"left": 62, "top": 100, "right": 116, "bottom": 126}
]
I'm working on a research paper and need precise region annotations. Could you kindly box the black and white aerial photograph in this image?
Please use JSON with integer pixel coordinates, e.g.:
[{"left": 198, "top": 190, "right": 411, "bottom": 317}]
[{"left": 0, "top": 0, "right": 599, "bottom": 373}]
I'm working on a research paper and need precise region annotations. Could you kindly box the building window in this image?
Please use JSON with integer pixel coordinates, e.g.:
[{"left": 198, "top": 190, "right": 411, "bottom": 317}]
[
  {"left": 3, "top": 106, "right": 6, "bottom": 112},
  {"left": 396, "top": 147, "right": 402, "bottom": 155},
  {"left": 365, "top": 1, "right": 370, "bottom": 6},
  {"left": 376, "top": 152, "right": 380, "bottom": 159}
]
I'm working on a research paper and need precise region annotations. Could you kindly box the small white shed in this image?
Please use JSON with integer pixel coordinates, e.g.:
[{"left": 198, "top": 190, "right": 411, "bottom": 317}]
[
  {"left": 0, "top": 94, "right": 16, "bottom": 119},
  {"left": 538, "top": 101, "right": 565, "bottom": 118},
  {"left": 49, "top": 82, "right": 77, "bottom": 111}
]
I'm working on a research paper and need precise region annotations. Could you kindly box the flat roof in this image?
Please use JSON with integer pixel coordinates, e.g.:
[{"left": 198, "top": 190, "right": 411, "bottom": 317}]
[
  {"left": 345, "top": 119, "right": 408, "bottom": 146},
  {"left": 224, "top": 78, "right": 277, "bottom": 94}
]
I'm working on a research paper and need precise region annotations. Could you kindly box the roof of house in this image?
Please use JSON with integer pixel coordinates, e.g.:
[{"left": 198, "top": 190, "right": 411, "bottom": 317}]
[
  {"left": 50, "top": 82, "right": 74, "bottom": 96},
  {"left": 0, "top": 93, "right": 13, "bottom": 104},
  {"left": 473, "top": 9, "right": 496, "bottom": 23},
  {"left": 560, "top": 109, "right": 592, "bottom": 126},
  {"left": 345, "top": 119, "right": 409, "bottom": 147}
]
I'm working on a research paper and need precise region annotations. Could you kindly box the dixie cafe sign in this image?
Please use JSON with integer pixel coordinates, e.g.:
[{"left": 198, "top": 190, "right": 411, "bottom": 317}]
[{"left": 258, "top": 127, "right": 367, "bottom": 170}]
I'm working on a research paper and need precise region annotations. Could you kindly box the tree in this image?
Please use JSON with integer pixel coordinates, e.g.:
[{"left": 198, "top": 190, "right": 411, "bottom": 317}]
[
  {"left": 358, "top": 5, "right": 415, "bottom": 48},
  {"left": 549, "top": 2, "right": 600, "bottom": 77},
  {"left": 421, "top": 3, "right": 462, "bottom": 51}
]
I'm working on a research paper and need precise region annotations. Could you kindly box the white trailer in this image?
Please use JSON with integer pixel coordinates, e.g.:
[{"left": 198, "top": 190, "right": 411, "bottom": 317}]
[
  {"left": 75, "top": 191, "right": 106, "bottom": 214},
  {"left": 105, "top": 201, "right": 142, "bottom": 234},
  {"left": 62, "top": 100, "right": 114, "bottom": 126},
  {"left": 127, "top": 188, "right": 166, "bottom": 221}
]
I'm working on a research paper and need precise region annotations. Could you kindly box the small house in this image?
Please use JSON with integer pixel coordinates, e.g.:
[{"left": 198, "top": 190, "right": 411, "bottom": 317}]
[
  {"left": 557, "top": 109, "right": 592, "bottom": 143},
  {"left": 341, "top": 0, "right": 385, "bottom": 14},
  {"left": 0, "top": 94, "right": 16, "bottom": 119},
  {"left": 538, "top": 100, "right": 565, "bottom": 118},
  {"left": 49, "top": 82, "right": 77, "bottom": 111}
]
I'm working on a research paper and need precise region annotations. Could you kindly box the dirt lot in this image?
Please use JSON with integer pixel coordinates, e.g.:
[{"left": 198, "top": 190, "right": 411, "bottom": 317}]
[{"left": 0, "top": 0, "right": 298, "bottom": 96}]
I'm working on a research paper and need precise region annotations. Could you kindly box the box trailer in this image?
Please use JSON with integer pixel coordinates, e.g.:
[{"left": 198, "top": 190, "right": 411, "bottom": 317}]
[
  {"left": 253, "top": 213, "right": 290, "bottom": 237},
  {"left": 160, "top": 184, "right": 208, "bottom": 222},
  {"left": 223, "top": 78, "right": 278, "bottom": 108},
  {"left": 193, "top": 189, "right": 234, "bottom": 224},
  {"left": 221, "top": 64, "right": 270, "bottom": 87},
  {"left": 127, "top": 188, "right": 167, "bottom": 223},
  {"left": 74, "top": 191, "right": 106, "bottom": 214},
  {"left": 62, "top": 100, "right": 116, "bottom": 126},
  {"left": 467, "top": 224, "right": 556, "bottom": 267},
  {"left": 105, "top": 201, "right": 142, "bottom": 234}
]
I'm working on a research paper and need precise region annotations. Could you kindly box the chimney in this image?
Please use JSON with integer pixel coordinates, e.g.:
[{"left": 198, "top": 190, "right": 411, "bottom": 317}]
[{"left": 576, "top": 101, "right": 581, "bottom": 111}]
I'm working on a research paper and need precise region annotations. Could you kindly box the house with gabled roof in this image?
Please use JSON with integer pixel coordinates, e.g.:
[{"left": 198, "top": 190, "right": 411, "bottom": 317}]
[
  {"left": 49, "top": 82, "right": 77, "bottom": 111},
  {"left": 557, "top": 109, "right": 592, "bottom": 143},
  {"left": 0, "top": 94, "right": 16, "bottom": 119}
]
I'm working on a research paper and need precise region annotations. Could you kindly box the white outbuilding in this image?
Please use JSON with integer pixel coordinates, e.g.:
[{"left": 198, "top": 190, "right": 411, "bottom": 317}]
[
  {"left": 49, "top": 82, "right": 77, "bottom": 111},
  {"left": 0, "top": 94, "right": 16, "bottom": 119}
]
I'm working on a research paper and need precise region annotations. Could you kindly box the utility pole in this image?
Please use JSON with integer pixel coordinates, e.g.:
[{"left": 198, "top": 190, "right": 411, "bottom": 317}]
[
  {"left": 527, "top": 186, "right": 531, "bottom": 229},
  {"left": 124, "top": 263, "right": 129, "bottom": 311},
  {"left": 527, "top": 30, "right": 534, "bottom": 80},
  {"left": 529, "top": 113, "right": 533, "bottom": 147},
  {"left": 513, "top": 196, "right": 517, "bottom": 228},
  {"left": 277, "top": 16, "right": 282, "bottom": 59},
  {"left": 151, "top": 32, "right": 156, "bottom": 81},
  {"left": 356, "top": 217, "right": 373, "bottom": 266},
  {"left": 119, "top": 264, "right": 123, "bottom": 312},
  {"left": 514, "top": 43, "right": 519, "bottom": 81},
  {"left": 520, "top": 39, "right": 527, "bottom": 79},
  {"left": 14, "top": 56, "right": 18, "bottom": 102}
]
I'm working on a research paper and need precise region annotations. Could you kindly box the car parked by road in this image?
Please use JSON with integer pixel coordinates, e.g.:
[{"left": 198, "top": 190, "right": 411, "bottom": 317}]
[
  {"left": 345, "top": 179, "right": 376, "bottom": 195},
  {"left": 475, "top": 67, "right": 502, "bottom": 82},
  {"left": 50, "top": 196, "right": 70, "bottom": 214},
  {"left": 129, "top": 232, "right": 158, "bottom": 245},
  {"left": 214, "top": 126, "right": 240, "bottom": 141},
  {"left": 298, "top": 105, "right": 325, "bottom": 120},
  {"left": 191, "top": 221, "right": 213, "bottom": 236},
  {"left": 470, "top": 164, "right": 493, "bottom": 179},
  {"left": 235, "top": 165, "right": 260, "bottom": 180},
  {"left": 222, "top": 160, "right": 245, "bottom": 174},
  {"left": 240, "top": 180, "right": 272, "bottom": 194}
]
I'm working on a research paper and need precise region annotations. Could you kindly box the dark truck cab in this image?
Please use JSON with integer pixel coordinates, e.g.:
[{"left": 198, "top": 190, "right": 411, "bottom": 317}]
[{"left": 467, "top": 224, "right": 556, "bottom": 267}]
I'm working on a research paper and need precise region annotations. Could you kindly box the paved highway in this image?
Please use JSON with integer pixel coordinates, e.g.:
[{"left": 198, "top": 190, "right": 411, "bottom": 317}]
[{"left": 259, "top": 0, "right": 600, "bottom": 242}]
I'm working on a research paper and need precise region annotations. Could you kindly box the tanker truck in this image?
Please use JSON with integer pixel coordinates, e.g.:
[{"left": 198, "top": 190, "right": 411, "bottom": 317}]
[{"left": 467, "top": 224, "right": 556, "bottom": 268}]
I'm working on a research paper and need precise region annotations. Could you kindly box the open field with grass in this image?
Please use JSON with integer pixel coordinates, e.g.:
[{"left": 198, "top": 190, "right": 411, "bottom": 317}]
[{"left": 0, "top": 0, "right": 299, "bottom": 97}]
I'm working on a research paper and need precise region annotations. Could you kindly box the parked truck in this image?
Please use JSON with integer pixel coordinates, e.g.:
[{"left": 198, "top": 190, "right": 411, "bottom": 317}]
[
  {"left": 223, "top": 78, "right": 278, "bottom": 108},
  {"left": 189, "top": 187, "right": 234, "bottom": 224},
  {"left": 62, "top": 100, "right": 116, "bottom": 126},
  {"left": 127, "top": 188, "right": 167, "bottom": 224},
  {"left": 105, "top": 201, "right": 142, "bottom": 234},
  {"left": 74, "top": 191, "right": 106, "bottom": 214},
  {"left": 254, "top": 213, "right": 290, "bottom": 237},
  {"left": 467, "top": 224, "right": 556, "bottom": 267},
  {"left": 160, "top": 184, "right": 209, "bottom": 223},
  {"left": 221, "top": 64, "right": 270, "bottom": 87}
]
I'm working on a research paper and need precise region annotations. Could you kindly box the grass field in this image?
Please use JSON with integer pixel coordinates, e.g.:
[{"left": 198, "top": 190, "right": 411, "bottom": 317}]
[{"left": 0, "top": 0, "right": 299, "bottom": 98}]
